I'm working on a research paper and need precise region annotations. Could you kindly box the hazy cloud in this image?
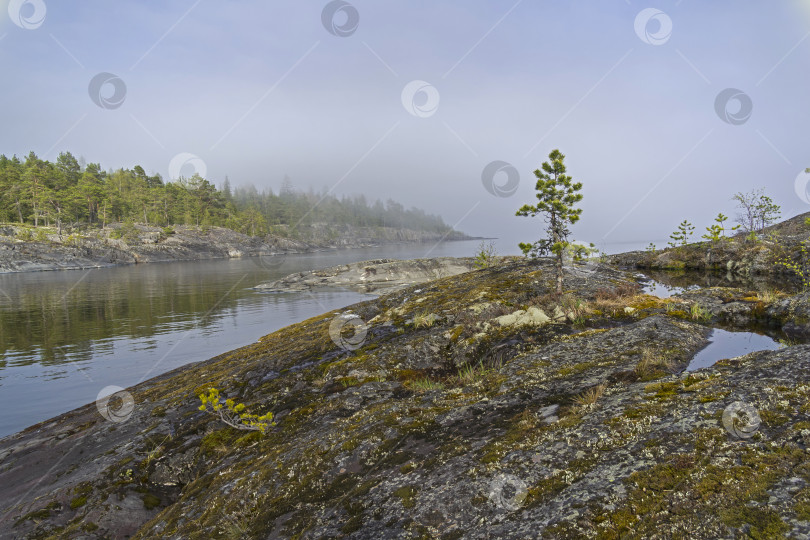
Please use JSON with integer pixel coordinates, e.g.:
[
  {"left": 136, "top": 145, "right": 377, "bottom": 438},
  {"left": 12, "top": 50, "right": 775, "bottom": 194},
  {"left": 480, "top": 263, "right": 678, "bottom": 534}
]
[{"left": 1, "top": 0, "right": 808, "bottom": 252}]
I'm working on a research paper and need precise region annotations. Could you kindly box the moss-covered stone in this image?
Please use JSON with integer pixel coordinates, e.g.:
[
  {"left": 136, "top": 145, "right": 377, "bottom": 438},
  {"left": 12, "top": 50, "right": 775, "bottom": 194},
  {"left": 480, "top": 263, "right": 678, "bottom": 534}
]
[{"left": 3, "top": 253, "right": 810, "bottom": 539}]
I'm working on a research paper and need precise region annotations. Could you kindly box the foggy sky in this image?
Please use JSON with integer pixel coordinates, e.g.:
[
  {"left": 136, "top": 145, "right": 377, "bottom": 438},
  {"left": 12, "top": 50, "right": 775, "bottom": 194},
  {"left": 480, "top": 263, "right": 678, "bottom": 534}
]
[{"left": 1, "top": 0, "right": 809, "bottom": 253}]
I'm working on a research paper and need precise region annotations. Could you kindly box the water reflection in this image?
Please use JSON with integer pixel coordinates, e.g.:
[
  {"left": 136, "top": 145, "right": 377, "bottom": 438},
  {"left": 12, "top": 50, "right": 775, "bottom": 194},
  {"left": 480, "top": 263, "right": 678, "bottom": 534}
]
[
  {"left": 0, "top": 241, "right": 483, "bottom": 437},
  {"left": 639, "top": 269, "right": 800, "bottom": 298},
  {"left": 687, "top": 328, "right": 783, "bottom": 371}
]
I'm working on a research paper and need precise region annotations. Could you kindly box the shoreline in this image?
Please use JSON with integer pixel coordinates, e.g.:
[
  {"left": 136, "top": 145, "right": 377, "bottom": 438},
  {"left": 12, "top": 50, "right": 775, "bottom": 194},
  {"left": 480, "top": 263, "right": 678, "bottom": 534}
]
[
  {"left": 1, "top": 255, "right": 808, "bottom": 537},
  {"left": 0, "top": 222, "right": 482, "bottom": 275},
  {"left": 2, "top": 212, "right": 810, "bottom": 536}
]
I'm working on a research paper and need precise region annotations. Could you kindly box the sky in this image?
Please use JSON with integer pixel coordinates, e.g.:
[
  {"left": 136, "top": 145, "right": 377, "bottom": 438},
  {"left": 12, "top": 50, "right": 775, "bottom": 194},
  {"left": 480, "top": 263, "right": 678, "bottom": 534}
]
[{"left": 1, "top": 0, "right": 809, "bottom": 253}]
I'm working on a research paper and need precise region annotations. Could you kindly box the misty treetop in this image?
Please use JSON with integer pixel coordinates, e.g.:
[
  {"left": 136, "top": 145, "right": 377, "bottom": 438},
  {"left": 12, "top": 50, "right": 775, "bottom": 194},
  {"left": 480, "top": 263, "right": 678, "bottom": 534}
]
[{"left": 0, "top": 151, "right": 453, "bottom": 236}]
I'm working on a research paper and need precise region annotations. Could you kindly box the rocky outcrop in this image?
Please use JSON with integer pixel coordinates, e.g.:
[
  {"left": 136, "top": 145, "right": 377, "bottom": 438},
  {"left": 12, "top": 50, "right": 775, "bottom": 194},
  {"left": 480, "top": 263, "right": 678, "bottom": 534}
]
[
  {"left": 660, "top": 286, "right": 810, "bottom": 339},
  {"left": 254, "top": 257, "right": 477, "bottom": 293},
  {"left": 2, "top": 258, "right": 809, "bottom": 539},
  {"left": 0, "top": 223, "right": 474, "bottom": 273},
  {"left": 609, "top": 211, "right": 810, "bottom": 281}
]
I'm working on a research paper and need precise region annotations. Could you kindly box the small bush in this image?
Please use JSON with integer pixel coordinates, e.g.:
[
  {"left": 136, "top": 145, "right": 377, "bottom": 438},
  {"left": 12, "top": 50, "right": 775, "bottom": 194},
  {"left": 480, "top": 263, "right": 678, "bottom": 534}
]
[
  {"left": 62, "top": 234, "right": 83, "bottom": 246},
  {"left": 776, "top": 240, "right": 810, "bottom": 290},
  {"left": 198, "top": 387, "right": 275, "bottom": 434},
  {"left": 689, "top": 304, "right": 711, "bottom": 322},
  {"left": 473, "top": 240, "right": 498, "bottom": 269}
]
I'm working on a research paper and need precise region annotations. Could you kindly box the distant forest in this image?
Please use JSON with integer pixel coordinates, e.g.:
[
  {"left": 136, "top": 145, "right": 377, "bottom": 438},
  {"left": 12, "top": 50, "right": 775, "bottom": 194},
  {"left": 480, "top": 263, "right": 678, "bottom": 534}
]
[{"left": 0, "top": 151, "right": 453, "bottom": 236}]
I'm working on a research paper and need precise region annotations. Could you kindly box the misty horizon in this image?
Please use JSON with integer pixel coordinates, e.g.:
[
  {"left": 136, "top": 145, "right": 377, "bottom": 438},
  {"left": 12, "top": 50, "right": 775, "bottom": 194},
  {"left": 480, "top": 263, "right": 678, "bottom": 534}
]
[{"left": 2, "top": 1, "right": 809, "bottom": 251}]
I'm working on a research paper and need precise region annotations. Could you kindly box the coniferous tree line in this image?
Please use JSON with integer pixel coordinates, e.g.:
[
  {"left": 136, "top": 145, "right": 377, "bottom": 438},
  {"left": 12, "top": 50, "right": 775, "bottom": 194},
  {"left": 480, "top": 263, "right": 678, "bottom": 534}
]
[{"left": 0, "top": 151, "right": 452, "bottom": 236}]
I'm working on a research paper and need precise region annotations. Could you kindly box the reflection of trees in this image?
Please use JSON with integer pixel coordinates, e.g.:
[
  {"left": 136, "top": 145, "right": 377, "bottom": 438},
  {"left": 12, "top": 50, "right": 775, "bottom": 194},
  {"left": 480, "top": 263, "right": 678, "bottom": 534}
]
[
  {"left": 0, "top": 267, "right": 248, "bottom": 368},
  {"left": 641, "top": 270, "right": 798, "bottom": 294},
  {"left": 0, "top": 261, "right": 370, "bottom": 371}
]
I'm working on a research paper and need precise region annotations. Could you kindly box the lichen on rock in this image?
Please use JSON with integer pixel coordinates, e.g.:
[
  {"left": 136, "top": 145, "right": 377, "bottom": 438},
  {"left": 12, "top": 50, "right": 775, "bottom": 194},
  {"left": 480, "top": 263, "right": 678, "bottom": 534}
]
[{"left": 1, "top": 255, "right": 809, "bottom": 539}]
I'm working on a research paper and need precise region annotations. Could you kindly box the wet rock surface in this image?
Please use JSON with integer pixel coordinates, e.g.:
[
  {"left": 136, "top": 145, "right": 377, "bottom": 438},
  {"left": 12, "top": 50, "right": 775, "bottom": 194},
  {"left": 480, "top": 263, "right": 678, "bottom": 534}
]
[
  {"left": 1, "top": 258, "right": 809, "bottom": 539},
  {"left": 254, "top": 257, "right": 477, "bottom": 293}
]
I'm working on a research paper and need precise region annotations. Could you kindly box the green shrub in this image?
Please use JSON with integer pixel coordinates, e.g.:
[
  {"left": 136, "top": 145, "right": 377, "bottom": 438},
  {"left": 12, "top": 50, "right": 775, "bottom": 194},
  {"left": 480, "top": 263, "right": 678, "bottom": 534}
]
[
  {"left": 690, "top": 304, "right": 711, "bottom": 322},
  {"left": 111, "top": 221, "right": 140, "bottom": 244},
  {"left": 63, "top": 234, "right": 83, "bottom": 246},
  {"left": 474, "top": 240, "right": 498, "bottom": 269},
  {"left": 776, "top": 240, "right": 810, "bottom": 290},
  {"left": 198, "top": 387, "right": 275, "bottom": 434}
]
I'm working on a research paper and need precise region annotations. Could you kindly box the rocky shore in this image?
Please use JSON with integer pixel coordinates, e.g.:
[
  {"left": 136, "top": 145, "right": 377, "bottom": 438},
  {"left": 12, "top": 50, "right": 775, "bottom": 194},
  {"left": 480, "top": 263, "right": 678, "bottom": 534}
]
[
  {"left": 0, "top": 223, "right": 474, "bottom": 274},
  {"left": 254, "top": 257, "right": 479, "bottom": 294},
  {"left": 2, "top": 251, "right": 810, "bottom": 538},
  {"left": 609, "top": 211, "right": 810, "bottom": 281}
]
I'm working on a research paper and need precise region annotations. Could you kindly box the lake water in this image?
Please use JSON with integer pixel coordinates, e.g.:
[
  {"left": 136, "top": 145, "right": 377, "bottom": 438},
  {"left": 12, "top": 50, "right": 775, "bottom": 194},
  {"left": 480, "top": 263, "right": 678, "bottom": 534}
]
[
  {"left": 686, "top": 328, "right": 783, "bottom": 371},
  {"left": 0, "top": 240, "right": 488, "bottom": 438},
  {"left": 3, "top": 237, "right": 783, "bottom": 438}
]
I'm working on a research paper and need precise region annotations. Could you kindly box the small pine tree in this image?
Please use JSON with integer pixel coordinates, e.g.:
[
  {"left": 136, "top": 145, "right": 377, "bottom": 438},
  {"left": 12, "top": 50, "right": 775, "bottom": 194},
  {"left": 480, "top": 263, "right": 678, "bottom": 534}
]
[
  {"left": 473, "top": 241, "right": 498, "bottom": 269},
  {"left": 668, "top": 220, "right": 694, "bottom": 248},
  {"left": 517, "top": 149, "right": 583, "bottom": 294},
  {"left": 702, "top": 213, "right": 739, "bottom": 243}
]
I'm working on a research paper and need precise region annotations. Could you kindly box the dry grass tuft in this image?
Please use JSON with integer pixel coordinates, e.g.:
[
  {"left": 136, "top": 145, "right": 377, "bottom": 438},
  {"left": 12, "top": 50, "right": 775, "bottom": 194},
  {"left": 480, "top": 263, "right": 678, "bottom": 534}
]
[
  {"left": 756, "top": 289, "right": 781, "bottom": 304},
  {"left": 593, "top": 283, "right": 637, "bottom": 301},
  {"left": 572, "top": 382, "right": 608, "bottom": 408},
  {"left": 634, "top": 347, "right": 675, "bottom": 380},
  {"left": 591, "top": 293, "right": 657, "bottom": 317},
  {"left": 413, "top": 312, "right": 435, "bottom": 329}
]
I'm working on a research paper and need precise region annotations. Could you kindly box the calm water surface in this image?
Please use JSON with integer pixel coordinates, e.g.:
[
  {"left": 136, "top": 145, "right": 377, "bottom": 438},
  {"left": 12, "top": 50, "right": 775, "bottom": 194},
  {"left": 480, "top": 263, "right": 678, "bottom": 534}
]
[
  {"left": 0, "top": 241, "right": 487, "bottom": 437},
  {"left": 687, "top": 329, "right": 783, "bottom": 371}
]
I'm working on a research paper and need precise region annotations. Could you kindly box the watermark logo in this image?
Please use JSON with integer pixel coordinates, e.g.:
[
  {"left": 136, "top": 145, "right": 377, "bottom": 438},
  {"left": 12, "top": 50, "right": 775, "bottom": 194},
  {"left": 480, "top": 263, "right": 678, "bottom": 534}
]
[
  {"left": 401, "top": 80, "right": 440, "bottom": 118},
  {"left": 488, "top": 473, "right": 527, "bottom": 511},
  {"left": 634, "top": 8, "right": 672, "bottom": 46},
  {"left": 722, "top": 400, "right": 760, "bottom": 439},
  {"left": 88, "top": 73, "right": 127, "bottom": 110},
  {"left": 563, "top": 245, "right": 601, "bottom": 280},
  {"left": 96, "top": 385, "right": 135, "bottom": 423},
  {"left": 252, "top": 251, "right": 288, "bottom": 270},
  {"left": 714, "top": 88, "right": 753, "bottom": 125},
  {"left": 329, "top": 313, "right": 368, "bottom": 351},
  {"left": 168, "top": 153, "right": 207, "bottom": 181},
  {"left": 8, "top": 0, "right": 46, "bottom": 29},
  {"left": 794, "top": 169, "right": 810, "bottom": 205},
  {"left": 321, "top": 1, "right": 359, "bottom": 37},
  {"left": 482, "top": 160, "right": 520, "bottom": 198}
]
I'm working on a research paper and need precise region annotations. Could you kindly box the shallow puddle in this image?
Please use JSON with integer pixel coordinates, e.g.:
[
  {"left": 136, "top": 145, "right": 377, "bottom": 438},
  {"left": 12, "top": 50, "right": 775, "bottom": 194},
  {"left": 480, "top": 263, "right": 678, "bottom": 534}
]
[
  {"left": 637, "top": 270, "right": 800, "bottom": 298},
  {"left": 687, "top": 328, "right": 783, "bottom": 371},
  {"left": 639, "top": 277, "right": 698, "bottom": 298}
]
